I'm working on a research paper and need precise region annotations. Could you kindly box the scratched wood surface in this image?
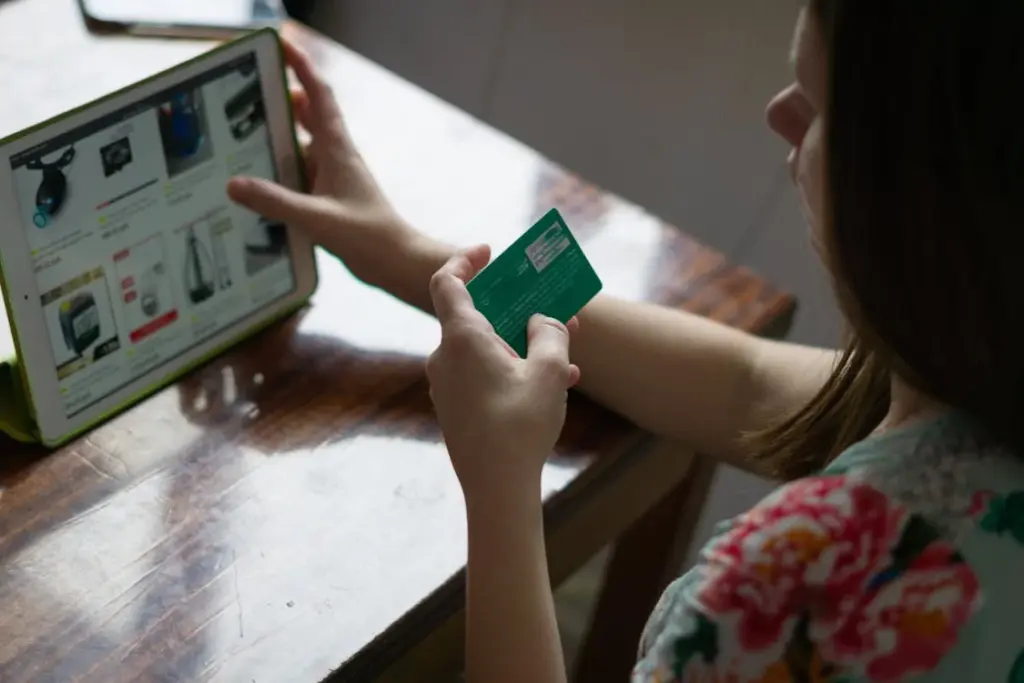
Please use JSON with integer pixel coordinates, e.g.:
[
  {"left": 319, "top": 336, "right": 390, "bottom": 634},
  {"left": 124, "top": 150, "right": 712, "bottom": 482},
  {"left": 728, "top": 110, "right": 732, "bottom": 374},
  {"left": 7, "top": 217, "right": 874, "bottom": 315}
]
[{"left": 0, "top": 1, "right": 795, "bottom": 681}]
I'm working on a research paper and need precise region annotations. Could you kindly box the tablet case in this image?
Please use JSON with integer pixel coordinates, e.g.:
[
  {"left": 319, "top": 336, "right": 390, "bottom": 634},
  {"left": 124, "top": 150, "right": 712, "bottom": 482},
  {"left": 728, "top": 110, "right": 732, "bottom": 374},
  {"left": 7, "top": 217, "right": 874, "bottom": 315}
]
[
  {"left": 0, "top": 28, "right": 310, "bottom": 447},
  {"left": 0, "top": 354, "right": 36, "bottom": 443}
]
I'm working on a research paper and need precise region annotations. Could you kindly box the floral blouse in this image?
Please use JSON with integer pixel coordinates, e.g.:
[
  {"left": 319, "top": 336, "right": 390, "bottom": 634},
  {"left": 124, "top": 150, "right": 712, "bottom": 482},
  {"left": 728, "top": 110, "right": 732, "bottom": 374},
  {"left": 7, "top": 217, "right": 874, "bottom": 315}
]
[{"left": 633, "top": 413, "right": 1024, "bottom": 682}]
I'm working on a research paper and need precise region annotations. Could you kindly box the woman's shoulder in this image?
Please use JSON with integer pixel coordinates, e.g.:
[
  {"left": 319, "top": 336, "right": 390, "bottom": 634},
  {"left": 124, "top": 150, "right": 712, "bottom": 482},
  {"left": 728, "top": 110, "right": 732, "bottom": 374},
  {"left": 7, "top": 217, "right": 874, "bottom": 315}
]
[
  {"left": 824, "top": 411, "right": 1024, "bottom": 543},
  {"left": 634, "top": 413, "right": 1024, "bottom": 682}
]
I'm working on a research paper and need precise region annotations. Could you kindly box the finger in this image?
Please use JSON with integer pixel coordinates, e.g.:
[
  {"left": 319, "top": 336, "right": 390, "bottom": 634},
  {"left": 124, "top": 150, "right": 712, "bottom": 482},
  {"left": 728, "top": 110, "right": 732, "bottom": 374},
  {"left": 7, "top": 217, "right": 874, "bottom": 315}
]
[
  {"left": 525, "top": 315, "right": 572, "bottom": 381},
  {"left": 566, "top": 315, "right": 580, "bottom": 335},
  {"left": 463, "top": 243, "right": 491, "bottom": 279},
  {"left": 289, "top": 87, "right": 313, "bottom": 132},
  {"left": 300, "top": 140, "right": 318, "bottom": 188},
  {"left": 430, "top": 270, "right": 477, "bottom": 325},
  {"left": 227, "top": 175, "right": 330, "bottom": 227},
  {"left": 568, "top": 363, "right": 581, "bottom": 388},
  {"left": 430, "top": 243, "right": 496, "bottom": 322},
  {"left": 429, "top": 244, "right": 490, "bottom": 321},
  {"left": 435, "top": 243, "right": 490, "bottom": 284},
  {"left": 280, "top": 37, "right": 331, "bottom": 112},
  {"left": 279, "top": 37, "right": 346, "bottom": 141}
]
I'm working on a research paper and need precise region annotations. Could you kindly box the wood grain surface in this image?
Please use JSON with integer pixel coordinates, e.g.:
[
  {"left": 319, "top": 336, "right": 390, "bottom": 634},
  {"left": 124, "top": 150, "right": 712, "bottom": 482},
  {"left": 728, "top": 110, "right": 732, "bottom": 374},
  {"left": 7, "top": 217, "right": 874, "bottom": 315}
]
[{"left": 0, "top": 1, "right": 795, "bottom": 681}]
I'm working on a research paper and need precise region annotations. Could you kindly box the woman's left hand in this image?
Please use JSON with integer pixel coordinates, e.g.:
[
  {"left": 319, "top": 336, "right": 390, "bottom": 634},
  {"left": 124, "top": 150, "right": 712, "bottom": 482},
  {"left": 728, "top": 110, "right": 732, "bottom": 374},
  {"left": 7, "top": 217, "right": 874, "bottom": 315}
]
[{"left": 426, "top": 246, "right": 580, "bottom": 505}]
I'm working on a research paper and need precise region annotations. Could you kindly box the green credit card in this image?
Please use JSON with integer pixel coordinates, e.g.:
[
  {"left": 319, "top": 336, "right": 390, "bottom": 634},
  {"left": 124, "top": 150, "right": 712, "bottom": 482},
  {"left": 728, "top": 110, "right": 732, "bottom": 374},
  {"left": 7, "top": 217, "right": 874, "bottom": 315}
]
[{"left": 467, "top": 208, "right": 603, "bottom": 357}]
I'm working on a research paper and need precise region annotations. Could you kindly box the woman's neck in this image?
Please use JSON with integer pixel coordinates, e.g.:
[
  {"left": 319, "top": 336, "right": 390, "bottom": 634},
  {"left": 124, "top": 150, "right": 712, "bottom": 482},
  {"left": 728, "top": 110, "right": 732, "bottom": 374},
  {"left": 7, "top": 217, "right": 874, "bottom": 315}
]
[{"left": 874, "top": 374, "right": 949, "bottom": 436}]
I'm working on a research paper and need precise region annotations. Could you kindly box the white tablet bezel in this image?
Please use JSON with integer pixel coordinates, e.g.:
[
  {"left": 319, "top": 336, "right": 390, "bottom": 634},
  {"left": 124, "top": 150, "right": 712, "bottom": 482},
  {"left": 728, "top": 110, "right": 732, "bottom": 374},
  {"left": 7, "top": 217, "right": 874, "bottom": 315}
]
[{"left": 0, "top": 29, "right": 317, "bottom": 446}]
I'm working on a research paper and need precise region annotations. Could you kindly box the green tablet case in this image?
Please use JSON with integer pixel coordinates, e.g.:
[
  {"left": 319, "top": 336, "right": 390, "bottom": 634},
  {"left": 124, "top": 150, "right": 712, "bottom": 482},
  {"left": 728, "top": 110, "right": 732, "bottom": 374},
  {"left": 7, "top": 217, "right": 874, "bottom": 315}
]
[
  {"left": 0, "top": 28, "right": 308, "bottom": 447},
  {"left": 0, "top": 354, "right": 35, "bottom": 443}
]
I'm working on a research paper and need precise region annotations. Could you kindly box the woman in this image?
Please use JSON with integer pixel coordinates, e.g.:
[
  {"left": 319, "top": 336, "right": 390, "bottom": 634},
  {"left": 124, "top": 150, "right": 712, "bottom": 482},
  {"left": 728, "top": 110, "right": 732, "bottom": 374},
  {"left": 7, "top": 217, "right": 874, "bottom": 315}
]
[{"left": 228, "top": 2, "right": 1024, "bottom": 680}]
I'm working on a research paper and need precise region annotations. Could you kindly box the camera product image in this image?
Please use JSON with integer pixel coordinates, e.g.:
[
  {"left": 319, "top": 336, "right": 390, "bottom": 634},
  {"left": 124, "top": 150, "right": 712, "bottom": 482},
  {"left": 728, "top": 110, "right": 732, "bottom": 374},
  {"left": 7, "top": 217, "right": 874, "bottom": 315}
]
[
  {"left": 184, "top": 226, "right": 215, "bottom": 305},
  {"left": 224, "top": 79, "right": 265, "bottom": 141},
  {"left": 58, "top": 292, "right": 100, "bottom": 356},
  {"left": 100, "top": 137, "right": 133, "bottom": 177},
  {"left": 245, "top": 217, "right": 287, "bottom": 254},
  {"left": 210, "top": 223, "right": 233, "bottom": 290},
  {"left": 243, "top": 217, "right": 289, "bottom": 276},
  {"left": 160, "top": 91, "right": 205, "bottom": 159},
  {"left": 26, "top": 145, "right": 76, "bottom": 228},
  {"left": 139, "top": 262, "right": 165, "bottom": 318}
]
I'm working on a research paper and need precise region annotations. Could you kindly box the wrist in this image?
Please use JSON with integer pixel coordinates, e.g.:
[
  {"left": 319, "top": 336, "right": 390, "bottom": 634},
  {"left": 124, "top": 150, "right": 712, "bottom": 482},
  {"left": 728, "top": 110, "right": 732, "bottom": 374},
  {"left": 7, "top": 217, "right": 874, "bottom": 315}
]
[
  {"left": 374, "top": 222, "right": 455, "bottom": 314},
  {"left": 463, "top": 471, "right": 544, "bottom": 521}
]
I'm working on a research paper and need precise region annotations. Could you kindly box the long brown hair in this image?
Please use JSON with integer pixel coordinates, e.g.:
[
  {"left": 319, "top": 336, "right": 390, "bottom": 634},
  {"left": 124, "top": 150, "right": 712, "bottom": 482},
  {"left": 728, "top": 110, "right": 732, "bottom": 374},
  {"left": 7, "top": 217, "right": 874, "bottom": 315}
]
[{"left": 750, "top": 0, "right": 1024, "bottom": 480}]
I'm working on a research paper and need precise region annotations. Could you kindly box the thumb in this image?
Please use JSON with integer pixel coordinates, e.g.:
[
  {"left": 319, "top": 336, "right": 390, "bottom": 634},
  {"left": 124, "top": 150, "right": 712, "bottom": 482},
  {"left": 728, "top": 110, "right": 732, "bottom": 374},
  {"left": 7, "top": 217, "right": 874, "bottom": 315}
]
[
  {"left": 227, "top": 176, "right": 329, "bottom": 227},
  {"left": 525, "top": 315, "right": 574, "bottom": 384}
]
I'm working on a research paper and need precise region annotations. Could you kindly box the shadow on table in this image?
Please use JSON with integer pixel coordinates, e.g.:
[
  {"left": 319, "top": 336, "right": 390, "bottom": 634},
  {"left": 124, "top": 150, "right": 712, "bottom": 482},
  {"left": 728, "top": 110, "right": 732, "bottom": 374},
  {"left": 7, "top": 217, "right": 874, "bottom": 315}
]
[
  {"left": 173, "top": 304, "right": 629, "bottom": 459},
  {"left": 0, "top": 318, "right": 411, "bottom": 560},
  {"left": 0, "top": 303, "right": 628, "bottom": 559},
  {"left": 0, "top": 311, "right": 439, "bottom": 682},
  {"left": 0, "top": 302, "right": 632, "bottom": 682}
]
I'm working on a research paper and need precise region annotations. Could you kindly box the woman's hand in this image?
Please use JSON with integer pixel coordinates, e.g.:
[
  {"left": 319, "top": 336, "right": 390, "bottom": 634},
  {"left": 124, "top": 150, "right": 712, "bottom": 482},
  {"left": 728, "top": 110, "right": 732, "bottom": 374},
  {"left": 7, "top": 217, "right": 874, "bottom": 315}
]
[
  {"left": 226, "top": 37, "right": 414, "bottom": 288},
  {"left": 426, "top": 247, "right": 580, "bottom": 505}
]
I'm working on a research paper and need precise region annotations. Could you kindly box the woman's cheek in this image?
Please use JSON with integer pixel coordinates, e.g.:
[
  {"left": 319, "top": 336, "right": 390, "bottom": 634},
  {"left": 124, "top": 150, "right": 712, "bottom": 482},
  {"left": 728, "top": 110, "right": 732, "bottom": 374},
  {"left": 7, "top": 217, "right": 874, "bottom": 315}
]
[{"left": 796, "top": 119, "right": 827, "bottom": 247}]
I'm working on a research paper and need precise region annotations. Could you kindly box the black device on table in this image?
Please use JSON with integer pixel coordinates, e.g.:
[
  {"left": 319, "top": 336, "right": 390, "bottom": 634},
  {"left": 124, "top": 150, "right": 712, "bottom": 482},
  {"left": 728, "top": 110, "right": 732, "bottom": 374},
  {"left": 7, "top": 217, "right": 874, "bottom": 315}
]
[
  {"left": 281, "top": 0, "right": 314, "bottom": 22},
  {"left": 77, "top": 0, "right": 288, "bottom": 38}
]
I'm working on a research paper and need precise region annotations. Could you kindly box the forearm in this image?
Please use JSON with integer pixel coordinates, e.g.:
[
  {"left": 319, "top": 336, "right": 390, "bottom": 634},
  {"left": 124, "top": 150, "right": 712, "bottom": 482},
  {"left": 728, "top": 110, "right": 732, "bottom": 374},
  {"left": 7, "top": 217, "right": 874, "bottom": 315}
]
[
  {"left": 379, "top": 229, "right": 838, "bottom": 466},
  {"left": 571, "top": 296, "right": 839, "bottom": 467},
  {"left": 571, "top": 296, "right": 758, "bottom": 459},
  {"left": 375, "top": 228, "right": 454, "bottom": 315},
  {"left": 464, "top": 489, "right": 566, "bottom": 683}
]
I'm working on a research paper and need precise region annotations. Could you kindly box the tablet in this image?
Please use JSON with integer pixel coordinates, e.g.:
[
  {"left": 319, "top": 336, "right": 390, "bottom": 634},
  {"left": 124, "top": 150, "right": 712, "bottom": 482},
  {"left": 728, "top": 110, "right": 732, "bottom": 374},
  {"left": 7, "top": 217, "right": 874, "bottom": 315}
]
[{"left": 0, "top": 29, "right": 316, "bottom": 446}]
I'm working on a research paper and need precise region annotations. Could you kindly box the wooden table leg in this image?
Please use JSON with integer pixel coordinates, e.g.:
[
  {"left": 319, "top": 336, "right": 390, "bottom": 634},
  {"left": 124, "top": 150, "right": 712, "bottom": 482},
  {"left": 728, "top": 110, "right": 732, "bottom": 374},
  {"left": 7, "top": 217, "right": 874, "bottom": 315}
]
[{"left": 571, "top": 455, "right": 718, "bottom": 683}]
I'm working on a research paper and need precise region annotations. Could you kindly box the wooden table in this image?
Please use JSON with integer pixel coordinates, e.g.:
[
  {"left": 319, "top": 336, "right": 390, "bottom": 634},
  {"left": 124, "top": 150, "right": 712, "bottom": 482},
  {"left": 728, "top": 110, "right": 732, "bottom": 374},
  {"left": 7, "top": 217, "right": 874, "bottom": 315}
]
[{"left": 0, "top": 1, "right": 794, "bottom": 681}]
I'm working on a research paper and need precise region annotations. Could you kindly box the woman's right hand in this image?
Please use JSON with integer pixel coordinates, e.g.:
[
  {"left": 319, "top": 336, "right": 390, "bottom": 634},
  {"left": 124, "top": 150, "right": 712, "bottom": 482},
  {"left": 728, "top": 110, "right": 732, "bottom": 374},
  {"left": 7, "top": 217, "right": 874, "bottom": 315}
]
[{"left": 226, "top": 37, "right": 416, "bottom": 288}]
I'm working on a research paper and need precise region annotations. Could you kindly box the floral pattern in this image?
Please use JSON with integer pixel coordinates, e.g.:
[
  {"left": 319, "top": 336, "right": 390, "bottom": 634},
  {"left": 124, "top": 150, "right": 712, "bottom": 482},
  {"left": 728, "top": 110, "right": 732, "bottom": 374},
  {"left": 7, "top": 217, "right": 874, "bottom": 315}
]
[
  {"left": 1009, "top": 650, "right": 1024, "bottom": 683},
  {"left": 829, "top": 542, "right": 979, "bottom": 681},
  {"left": 695, "top": 477, "right": 909, "bottom": 653},
  {"left": 977, "top": 491, "right": 1024, "bottom": 545},
  {"left": 823, "top": 416, "right": 1006, "bottom": 546},
  {"left": 824, "top": 423, "right": 994, "bottom": 544},
  {"left": 634, "top": 474, "right": 984, "bottom": 683}
]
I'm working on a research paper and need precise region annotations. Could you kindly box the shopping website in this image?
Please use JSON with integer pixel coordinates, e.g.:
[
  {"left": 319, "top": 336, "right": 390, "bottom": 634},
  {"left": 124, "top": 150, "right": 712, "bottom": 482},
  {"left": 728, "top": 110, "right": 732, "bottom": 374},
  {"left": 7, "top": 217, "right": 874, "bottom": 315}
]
[{"left": 9, "top": 51, "right": 296, "bottom": 417}]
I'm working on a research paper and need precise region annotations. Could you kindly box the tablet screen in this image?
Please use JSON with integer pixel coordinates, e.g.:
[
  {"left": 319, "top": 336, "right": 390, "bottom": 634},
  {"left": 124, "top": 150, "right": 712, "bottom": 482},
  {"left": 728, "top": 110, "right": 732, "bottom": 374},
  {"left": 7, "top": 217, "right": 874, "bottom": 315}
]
[{"left": 8, "top": 51, "right": 296, "bottom": 417}]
